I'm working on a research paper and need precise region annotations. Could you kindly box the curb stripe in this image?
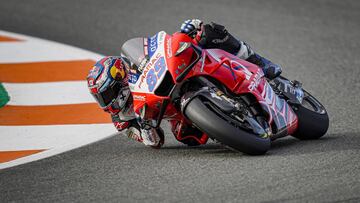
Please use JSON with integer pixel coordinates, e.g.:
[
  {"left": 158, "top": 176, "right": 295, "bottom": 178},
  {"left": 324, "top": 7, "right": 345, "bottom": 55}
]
[
  {"left": 0, "top": 35, "right": 21, "bottom": 42},
  {"left": 0, "top": 124, "right": 114, "bottom": 151},
  {"left": 0, "top": 41, "right": 102, "bottom": 63},
  {"left": 0, "top": 104, "right": 111, "bottom": 125},
  {"left": 0, "top": 150, "right": 45, "bottom": 163},
  {"left": 0, "top": 30, "right": 114, "bottom": 169},
  {"left": 0, "top": 124, "right": 115, "bottom": 169},
  {"left": 0, "top": 60, "right": 95, "bottom": 83},
  {"left": 4, "top": 81, "right": 94, "bottom": 106}
]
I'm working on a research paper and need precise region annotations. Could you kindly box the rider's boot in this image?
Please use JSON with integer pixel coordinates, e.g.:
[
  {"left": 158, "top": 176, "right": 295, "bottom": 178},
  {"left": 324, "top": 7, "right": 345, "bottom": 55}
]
[{"left": 246, "top": 53, "right": 282, "bottom": 80}]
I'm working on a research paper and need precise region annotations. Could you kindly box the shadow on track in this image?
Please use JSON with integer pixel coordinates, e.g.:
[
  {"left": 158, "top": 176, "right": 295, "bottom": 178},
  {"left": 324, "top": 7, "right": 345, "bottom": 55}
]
[
  {"left": 161, "top": 143, "right": 241, "bottom": 156},
  {"left": 160, "top": 132, "right": 359, "bottom": 156},
  {"left": 269, "top": 132, "right": 359, "bottom": 156}
]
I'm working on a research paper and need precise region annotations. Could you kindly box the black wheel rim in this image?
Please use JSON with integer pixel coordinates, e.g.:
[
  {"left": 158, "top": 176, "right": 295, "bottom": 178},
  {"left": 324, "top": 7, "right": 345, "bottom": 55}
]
[
  {"left": 301, "top": 90, "right": 327, "bottom": 114},
  {"left": 203, "top": 100, "right": 268, "bottom": 139}
]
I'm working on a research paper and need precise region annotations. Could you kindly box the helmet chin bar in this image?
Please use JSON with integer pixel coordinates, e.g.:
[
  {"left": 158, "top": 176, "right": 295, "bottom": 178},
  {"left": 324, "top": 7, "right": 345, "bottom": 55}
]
[
  {"left": 116, "top": 87, "right": 131, "bottom": 109},
  {"left": 103, "top": 86, "right": 131, "bottom": 115}
]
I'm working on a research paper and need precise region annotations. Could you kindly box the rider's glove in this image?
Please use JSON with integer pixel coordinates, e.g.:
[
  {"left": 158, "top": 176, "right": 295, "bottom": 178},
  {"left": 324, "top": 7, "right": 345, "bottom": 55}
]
[
  {"left": 180, "top": 19, "right": 203, "bottom": 38},
  {"left": 139, "top": 120, "right": 164, "bottom": 148},
  {"left": 140, "top": 127, "right": 162, "bottom": 147}
]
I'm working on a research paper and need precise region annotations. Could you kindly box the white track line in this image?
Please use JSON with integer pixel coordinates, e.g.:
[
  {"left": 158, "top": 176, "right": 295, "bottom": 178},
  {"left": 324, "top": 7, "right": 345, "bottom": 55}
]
[
  {"left": 0, "top": 124, "right": 114, "bottom": 151},
  {"left": 3, "top": 81, "right": 95, "bottom": 106},
  {"left": 0, "top": 30, "right": 102, "bottom": 63},
  {"left": 0, "top": 124, "right": 115, "bottom": 169},
  {"left": 0, "top": 30, "right": 116, "bottom": 170}
]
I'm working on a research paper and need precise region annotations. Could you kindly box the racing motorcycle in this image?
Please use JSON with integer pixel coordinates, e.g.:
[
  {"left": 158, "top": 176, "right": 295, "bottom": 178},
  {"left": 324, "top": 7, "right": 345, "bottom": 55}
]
[{"left": 121, "top": 31, "right": 329, "bottom": 155}]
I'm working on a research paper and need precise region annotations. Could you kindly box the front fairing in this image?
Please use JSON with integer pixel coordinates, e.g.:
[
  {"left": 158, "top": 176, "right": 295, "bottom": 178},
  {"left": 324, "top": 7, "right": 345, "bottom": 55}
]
[{"left": 121, "top": 31, "right": 183, "bottom": 122}]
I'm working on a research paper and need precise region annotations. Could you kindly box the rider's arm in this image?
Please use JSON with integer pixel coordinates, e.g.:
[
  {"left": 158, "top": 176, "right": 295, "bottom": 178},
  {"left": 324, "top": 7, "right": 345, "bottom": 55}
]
[
  {"left": 180, "top": 19, "right": 277, "bottom": 61},
  {"left": 180, "top": 19, "right": 281, "bottom": 79},
  {"left": 111, "top": 114, "right": 131, "bottom": 132},
  {"left": 181, "top": 19, "right": 248, "bottom": 56},
  {"left": 132, "top": 105, "right": 164, "bottom": 148}
]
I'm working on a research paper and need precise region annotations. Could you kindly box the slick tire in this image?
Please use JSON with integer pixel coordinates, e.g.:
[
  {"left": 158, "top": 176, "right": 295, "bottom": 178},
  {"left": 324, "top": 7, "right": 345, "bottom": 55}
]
[
  {"left": 184, "top": 97, "right": 270, "bottom": 155},
  {"left": 292, "top": 90, "right": 329, "bottom": 140}
]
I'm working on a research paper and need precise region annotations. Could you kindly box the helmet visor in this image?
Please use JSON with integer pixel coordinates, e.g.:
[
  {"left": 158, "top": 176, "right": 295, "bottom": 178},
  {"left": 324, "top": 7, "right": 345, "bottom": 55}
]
[{"left": 93, "top": 81, "right": 122, "bottom": 108}]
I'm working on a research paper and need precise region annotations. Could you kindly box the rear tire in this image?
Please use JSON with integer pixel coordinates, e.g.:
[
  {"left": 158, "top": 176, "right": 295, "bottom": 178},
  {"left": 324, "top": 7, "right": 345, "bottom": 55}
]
[
  {"left": 184, "top": 97, "right": 270, "bottom": 155},
  {"left": 292, "top": 90, "right": 329, "bottom": 140}
]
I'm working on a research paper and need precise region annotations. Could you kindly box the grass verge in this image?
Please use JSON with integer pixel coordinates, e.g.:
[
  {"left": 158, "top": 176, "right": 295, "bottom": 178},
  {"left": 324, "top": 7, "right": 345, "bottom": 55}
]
[{"left": 0, "top": 83, "right": 9, "bottom": 107}]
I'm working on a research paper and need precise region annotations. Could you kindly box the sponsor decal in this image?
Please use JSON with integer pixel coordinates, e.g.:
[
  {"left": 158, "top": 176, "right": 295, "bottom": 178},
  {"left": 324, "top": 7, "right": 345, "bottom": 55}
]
[
  {"left": 146, "top": 57, "right": 166, "bottom": 92},
  {"left": 138, "top": 53, "right": 162, "bottom": 88},
  {"left": 166, "top": 37, "right": 172, "bottom": 58},
  {"left": 103, "top": 57, "right": 113, "bottom": 67},
  {"left": 128, "top": 73, "right": 140, "bottom": 84},
  {"left": 88, "top": 65, "right": 100, "bottom": 78},
  {"left": 158, "top": 31, "right": 165, "bottom": 42},
  {"left": 176, "top": 42, "right": 190, "bottom": 55},
  {"left": 96, "top": 69, "right": 108, "bottom": 88},
  {"left": 212, "top": 35, "right": 229, "bottom": 44},
  {"left": 248, "top": 69, "right": 263, "bottom": 91},
  {"left": 133, "top": 95, "right": 146, "bottom": 101},
  {"left": 110, "top": 63, "right": 125, "bottom": 80},
  {"left": 175, "top": 60, "right": 186, "bottom": 74},
  {"left": 148, "top": 34, "right": 158, "bottom": 57},
  {"left": 138, "top": 57, "right": 148, "bottom": 73},
  {"left": 177, "top": 61, "right": 186, "bottom": 70}
]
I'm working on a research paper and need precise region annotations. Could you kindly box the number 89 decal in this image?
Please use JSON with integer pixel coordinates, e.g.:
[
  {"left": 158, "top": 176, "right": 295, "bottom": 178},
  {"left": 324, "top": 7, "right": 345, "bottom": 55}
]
[{"left": 146, "top": 57, "right": 166, "bottom": 92}]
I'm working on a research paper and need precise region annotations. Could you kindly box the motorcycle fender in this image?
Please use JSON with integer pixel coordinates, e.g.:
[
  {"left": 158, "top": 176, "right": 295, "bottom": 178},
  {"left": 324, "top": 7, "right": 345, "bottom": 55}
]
[{"left": 180, "top": 87, "right": 236, "bottom": 115}]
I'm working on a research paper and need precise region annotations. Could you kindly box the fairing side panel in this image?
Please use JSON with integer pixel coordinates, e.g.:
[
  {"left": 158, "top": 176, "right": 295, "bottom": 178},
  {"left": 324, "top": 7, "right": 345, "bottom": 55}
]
[{"left": 186, "top": 49, "right": 298, "bottom": 135}]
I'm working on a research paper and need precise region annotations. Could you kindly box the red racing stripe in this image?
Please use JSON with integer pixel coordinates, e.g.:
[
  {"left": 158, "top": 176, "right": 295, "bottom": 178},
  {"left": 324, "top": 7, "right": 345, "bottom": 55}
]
[
  {"left": 0, "top": 35, "right": 22, "bottom": 42},
  {"left": 0, "top": 104, "right": 111, "bottom": 125},
  {"left": 0, "top": 60, "right": 96, "bottom": 83},
  {"left": 0, "top": 150, "right": 45, "bottom": 163}
]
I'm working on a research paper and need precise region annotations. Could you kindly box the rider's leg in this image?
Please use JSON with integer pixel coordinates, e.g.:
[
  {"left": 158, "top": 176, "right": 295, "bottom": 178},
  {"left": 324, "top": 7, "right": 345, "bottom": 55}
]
[
  {"left": 235, "top": 41, "right": 282, "bottom": 79},
  {"left": 196, "top": 22, "right": 282, "bottom": 79}
]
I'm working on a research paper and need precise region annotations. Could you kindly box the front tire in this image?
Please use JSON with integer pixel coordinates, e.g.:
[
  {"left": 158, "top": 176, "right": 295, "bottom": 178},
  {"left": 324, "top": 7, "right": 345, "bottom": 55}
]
[
  {"left": 292, "top": 90, "right": 329, "bottom": 140},
  {"left": 184, "top": 97, "right": 270, "bottom": 155}
]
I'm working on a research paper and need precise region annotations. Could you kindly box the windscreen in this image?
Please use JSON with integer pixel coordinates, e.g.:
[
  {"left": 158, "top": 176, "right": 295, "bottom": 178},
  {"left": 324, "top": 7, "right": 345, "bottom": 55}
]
[{"left": 121, "top": 37, "right": 146, "bottom": 67}]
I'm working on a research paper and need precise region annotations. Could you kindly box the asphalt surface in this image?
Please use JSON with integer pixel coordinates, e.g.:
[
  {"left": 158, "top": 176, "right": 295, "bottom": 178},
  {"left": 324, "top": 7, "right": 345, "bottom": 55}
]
[{"left": 1, "top": 0, "right": 360, "bottom": 202}]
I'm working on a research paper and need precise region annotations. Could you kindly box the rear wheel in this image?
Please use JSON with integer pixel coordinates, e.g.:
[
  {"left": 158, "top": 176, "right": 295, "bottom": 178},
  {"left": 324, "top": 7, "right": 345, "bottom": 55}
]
[
  {"left": 292, "top": 90, "right": 329, "bottom": 140},
  {"left": 184, "top": 97, "right": 270, "bottom": 155}
]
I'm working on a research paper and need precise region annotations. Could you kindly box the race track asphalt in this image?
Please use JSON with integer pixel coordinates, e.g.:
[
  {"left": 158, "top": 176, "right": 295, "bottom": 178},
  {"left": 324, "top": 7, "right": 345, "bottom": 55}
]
[{"left": 1, "top": 0, "right": 360, "bottom": 202}]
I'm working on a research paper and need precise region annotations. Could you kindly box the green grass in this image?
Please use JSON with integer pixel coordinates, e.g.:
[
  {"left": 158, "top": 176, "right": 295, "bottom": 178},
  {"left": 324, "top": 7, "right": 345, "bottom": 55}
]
[{"left": 0, "top": 83, "right": 10, "bottom": 108}]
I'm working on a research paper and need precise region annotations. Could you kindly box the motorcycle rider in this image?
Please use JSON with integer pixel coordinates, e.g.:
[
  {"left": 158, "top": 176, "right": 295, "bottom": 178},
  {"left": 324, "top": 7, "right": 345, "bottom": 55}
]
[{"left": 86, "top": 19, "right": 282, "bottom": 148}]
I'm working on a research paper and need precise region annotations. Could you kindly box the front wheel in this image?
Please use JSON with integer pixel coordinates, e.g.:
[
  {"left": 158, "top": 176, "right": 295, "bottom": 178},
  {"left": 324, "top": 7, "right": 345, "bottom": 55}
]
[
  {"left": 292, "top": 90, "right": 329, "bottom": 140},
  {"left": 184, "top": 97, "right": 270, "bottom": 155}
]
